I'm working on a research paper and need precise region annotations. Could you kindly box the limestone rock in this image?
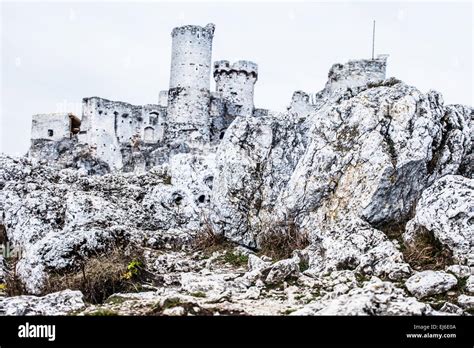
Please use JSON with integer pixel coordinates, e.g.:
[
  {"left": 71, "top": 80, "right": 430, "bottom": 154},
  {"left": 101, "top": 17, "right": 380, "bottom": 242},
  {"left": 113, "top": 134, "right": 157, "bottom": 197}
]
[
  {"left": 466, "top": 276, "right": 474, "bottom": 295},
  {"left": 265, "top": 257, "right": 300, "bottom": 285},
  {"left": 446, "top": 265, "right": 471, "bottom": 278},
  {"left": 0, "top": 290, "right": 85, "bottom": 315},
  {"left": 247, "top": 254, "right": 271, "bottom": 272},
  {"left": 212, "top": 78, "right": 471, "bottom": 254},
  {"left": 293, "top": 277, "right": 432, "bottom": 315},
  {"left": 307, "top": 218, "right": 411, "bottom": 280},
  {"left": 439, "top": 302, "right": 464, "bottom": 315},
  {"left": 211, "top": 114, "right": 306, "bottom": 247},
  {"left": 405, "top": 271, "right": 457, "bottom": 299},
  {"left": 320, "top": 270, "right": 358, "bottom": 296},
  {"left": 457, "top": 294, "right": 474, "bottom": 310},
  {"left": 0, "top": 153, "right": 208, "bottom": 293},
  {"left": 404, "top": 175, "right": 473, "bottom": 264}
]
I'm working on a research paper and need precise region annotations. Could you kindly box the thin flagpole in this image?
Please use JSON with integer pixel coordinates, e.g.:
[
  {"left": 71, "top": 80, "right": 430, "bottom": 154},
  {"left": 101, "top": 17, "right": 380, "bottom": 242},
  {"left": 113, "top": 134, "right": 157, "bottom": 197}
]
[{"left": 372, "top": 20, "right": 376, "bottom": 60}]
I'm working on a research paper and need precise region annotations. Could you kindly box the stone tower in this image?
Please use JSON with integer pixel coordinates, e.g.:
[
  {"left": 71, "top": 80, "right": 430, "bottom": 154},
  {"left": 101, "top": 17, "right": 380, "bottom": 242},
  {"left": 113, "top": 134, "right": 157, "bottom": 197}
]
[
  {"left": 166, "top": 23, "right": 215, "bottom": 145},
  {"left": 213, "top": 60, "right": 258, "bottom": 117},
  {"left": 325, "top": 54, "right": 388, "bottom": 92}
]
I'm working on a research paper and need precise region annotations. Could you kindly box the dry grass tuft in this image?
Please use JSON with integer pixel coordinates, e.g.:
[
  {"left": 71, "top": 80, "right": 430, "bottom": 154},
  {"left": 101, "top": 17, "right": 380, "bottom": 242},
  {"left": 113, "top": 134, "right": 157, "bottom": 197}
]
[
  {"left": 5, "top": 257, "right": 27, "bottom": 297},
  {"left": 402, "top": 227, "right": 453, "bottom": 271},
  {"left": 258, "top": 214, "right": 309, "bottom": 260},
  {"left": 193, "top": 217, "right": 231, "bottom": 253},
  {"left": 44, "top": 247, "right": 147, "bottom": 304}
]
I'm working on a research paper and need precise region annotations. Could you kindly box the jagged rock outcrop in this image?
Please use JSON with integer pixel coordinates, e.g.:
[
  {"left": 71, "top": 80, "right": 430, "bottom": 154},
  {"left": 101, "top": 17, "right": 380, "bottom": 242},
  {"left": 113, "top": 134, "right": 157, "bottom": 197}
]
[
  {"left": 212, "top": 79, "right": 472, "bottom": 255},
  {"left": 404, "top": 175, "right": 473, "bottom": 264},
  {"left": 0, "top": 154, "right": 207, "bottom": 293},
  {"left": 211, "top": 114, "right": 305, "bottom": 247},
  {"left": 306, "top": 218, "right": 411, "bottom": 281},
  {"left": 28, "top": 138, "right": 110, "bottom": 175}
]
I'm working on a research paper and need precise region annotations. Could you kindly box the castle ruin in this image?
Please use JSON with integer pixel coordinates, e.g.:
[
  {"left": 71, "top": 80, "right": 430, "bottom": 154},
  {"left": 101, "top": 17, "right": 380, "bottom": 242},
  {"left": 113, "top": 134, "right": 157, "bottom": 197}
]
[{"left": 29, "top": 23, "right": 388, "bottom": 173}]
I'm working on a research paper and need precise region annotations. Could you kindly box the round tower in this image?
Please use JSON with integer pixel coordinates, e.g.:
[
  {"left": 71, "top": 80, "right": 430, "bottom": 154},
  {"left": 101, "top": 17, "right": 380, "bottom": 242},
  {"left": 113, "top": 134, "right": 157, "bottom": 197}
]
[
  {"left": 166, "top": 23, "right": 215, "bottom": 145},
  {"left": 169, "top": 23, "right": 215, "bottom": 90},
  {"left": 213, "top": 60, "right": 258, "bottom": 117}
]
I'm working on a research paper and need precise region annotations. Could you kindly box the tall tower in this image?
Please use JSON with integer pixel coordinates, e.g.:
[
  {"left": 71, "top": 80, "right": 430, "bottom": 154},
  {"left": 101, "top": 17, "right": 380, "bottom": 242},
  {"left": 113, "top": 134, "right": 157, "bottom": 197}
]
[
  {"left": 213, "top": 60, "right": 258, "bottom": 117},
  {"left": 166, "top": 23, "right": 215, "bottom": 145}
]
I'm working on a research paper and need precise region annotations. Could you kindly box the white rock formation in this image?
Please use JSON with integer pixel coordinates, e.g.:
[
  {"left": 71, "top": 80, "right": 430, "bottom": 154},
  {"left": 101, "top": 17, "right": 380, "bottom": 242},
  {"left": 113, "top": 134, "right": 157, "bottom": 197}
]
[
  {"left": 0, "top": 290, "right": 85, "bottom": 315},
  {"left": 404, "top": 175, "right": 473, "bottom": 264},
  {"left": 456, "top": 294, "right": 474, "bottom": 310},
  {"left": 405, "top": 271, "right": 458, "bottom": 299},
  {"left": 292, "top": 277, "right": 433, "bottom": 315}
]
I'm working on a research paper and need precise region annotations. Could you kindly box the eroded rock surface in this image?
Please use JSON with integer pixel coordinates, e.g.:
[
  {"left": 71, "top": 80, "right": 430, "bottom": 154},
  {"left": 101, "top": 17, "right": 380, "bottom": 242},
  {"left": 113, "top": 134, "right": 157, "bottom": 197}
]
[
  {"left": 293, "top": 277, "right": 433, "bottom": 316},
  {"left": 404, "top": 175, "right": 473, "bottom": 264},
  {"left": 0, "top": 290, "right": 85, "bottom": 315}
]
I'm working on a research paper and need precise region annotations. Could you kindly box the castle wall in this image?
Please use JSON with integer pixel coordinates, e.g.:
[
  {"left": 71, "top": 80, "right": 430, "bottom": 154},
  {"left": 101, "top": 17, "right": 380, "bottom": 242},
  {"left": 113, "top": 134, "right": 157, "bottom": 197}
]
[
  {"left": 325, "top": 55, "right": 388, "bottom": 92},
  {"left": 142, "top": 104, "right": 167, "bottom": 143},
  {"left": 214, "top": 60, "right": 258, "bottom": 117},
  {"left": 80, "top": 97, "right": 167, "bottom": 171},
  {"left": 166, "top": 88, "right": 211, "bottom": 145},
  {"left": 31, "top": 113, "right": 71, "bottom": 141},
  {"left": 210, "top": 93, "right": 233, "bottom": 142},
  {"left": 81, "top": 97, "right": 123, "bottom": 171},
  {"left": 158, "top": 90, "right": 169, "bottom": 107}
]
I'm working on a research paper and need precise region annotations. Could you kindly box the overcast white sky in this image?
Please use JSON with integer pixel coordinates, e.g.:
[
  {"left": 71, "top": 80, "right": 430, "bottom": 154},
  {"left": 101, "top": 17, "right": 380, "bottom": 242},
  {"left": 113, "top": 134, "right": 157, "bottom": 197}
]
[{"left": 1, "top": 1, "right": 472, "bottom": 155}]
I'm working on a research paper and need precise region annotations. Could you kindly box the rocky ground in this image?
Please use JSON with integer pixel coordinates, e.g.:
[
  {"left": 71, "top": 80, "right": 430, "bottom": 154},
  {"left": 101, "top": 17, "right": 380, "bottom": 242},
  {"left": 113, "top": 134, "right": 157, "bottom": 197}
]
[{"left": 0, "top": 69, "right": 472, "bottom": 316}]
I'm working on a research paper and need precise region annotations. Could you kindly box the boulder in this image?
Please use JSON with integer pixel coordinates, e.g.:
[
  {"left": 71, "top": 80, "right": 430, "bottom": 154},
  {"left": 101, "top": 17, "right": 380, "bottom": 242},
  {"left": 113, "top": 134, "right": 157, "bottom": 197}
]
[
  {"left": 405, "top": 271, "right": 457, "bottom": 299},
  {"left": 404, "top": 175, "right": 473, "bottom": 264},
  {"left": 264, "top": 257, "right": 300, "bottom": 285},
  {"left": 456, "top": 295, "right": 474, "bottom": 310},
  {"left": 307, "top": 218, "right": 411, "bottom": 280}
]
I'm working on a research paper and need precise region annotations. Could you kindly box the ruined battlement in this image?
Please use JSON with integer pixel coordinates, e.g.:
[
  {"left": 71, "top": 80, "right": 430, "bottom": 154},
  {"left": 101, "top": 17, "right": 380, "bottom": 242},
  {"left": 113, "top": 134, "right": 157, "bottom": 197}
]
[
  {"left": 171, "top": 23, "right": 215, "bottom": 39},
  {"left": 326, "top": 55, "right": 388, "bottom": 92},
  {"left": 31, "top": 113, "right": 81, "bottom": 142},
  {"left": 213, "top": 60, "right": 258, "bottom": 79},
  {"left": 291, "top": 90, "right": 310, "bottom": 103},
  {"left": 214, "top": 60, "right": 258, "bottom": 117}
]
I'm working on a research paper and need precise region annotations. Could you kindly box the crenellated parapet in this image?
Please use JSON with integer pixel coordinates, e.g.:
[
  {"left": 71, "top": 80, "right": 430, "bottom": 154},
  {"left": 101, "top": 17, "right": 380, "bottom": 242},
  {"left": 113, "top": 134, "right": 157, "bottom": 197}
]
[
  {"left": 213, "top": 60, "right": 258, "bottom": 80},
  {"left": 213, "top": 60, "right": 258, "bottom": 117}
]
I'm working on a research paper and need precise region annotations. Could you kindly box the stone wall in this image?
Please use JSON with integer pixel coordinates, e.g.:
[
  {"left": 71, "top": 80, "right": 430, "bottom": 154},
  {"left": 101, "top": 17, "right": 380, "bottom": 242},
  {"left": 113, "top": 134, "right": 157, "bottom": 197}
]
[
  {"left": 79, "top": 97, "right": 166, "bottom": 171},
  {"left": 166, "top": 88, "right": 211, "bottom": 146},
  {"left": 31, "top": 113, "right": 71, "bottom": 141}
]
